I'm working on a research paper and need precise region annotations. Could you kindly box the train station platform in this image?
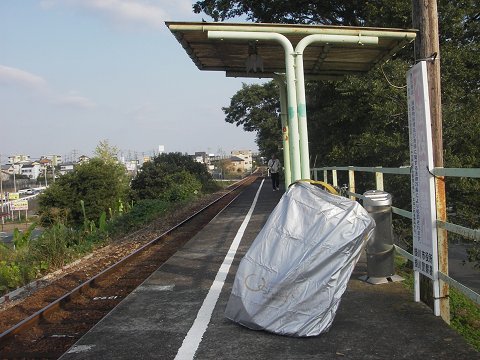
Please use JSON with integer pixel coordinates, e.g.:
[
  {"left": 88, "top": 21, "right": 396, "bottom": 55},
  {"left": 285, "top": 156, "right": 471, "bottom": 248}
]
[{"left": 60, "top": 178, "right": 479, "bottom": 360}]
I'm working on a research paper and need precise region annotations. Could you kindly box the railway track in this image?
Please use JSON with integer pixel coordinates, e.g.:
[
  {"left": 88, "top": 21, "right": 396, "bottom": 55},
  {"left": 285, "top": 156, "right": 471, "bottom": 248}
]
[{"left": 0, "top": 175, "right": 258, "bottom": 359}]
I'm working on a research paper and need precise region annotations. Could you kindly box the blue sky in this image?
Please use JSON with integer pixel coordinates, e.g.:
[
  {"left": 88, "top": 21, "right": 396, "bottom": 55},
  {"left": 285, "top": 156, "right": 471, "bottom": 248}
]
[{"left": 0, "top": 0, "right": 261, "bottom": 161}]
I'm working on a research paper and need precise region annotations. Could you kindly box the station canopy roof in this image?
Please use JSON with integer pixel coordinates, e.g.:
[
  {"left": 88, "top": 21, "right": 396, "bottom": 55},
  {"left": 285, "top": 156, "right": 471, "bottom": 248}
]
[{"left": 166, "top": 22, "right": 417, "bottom": 80}]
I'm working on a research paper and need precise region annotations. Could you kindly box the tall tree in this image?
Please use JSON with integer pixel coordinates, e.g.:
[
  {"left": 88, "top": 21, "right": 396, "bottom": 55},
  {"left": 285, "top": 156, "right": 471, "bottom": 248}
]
[
  {"left": 196, "top": 0, "right": 479, "bottom": 166},
  {"left": 196, "top": 0, "right": 378, "bottom": 26},
  {"left": 222, "top": 81, "right": 282, "bottom": 157},
  {"left": 94, "top": 139, "right": 120, "bottom": 165},
  {"left": 195, "top": 0, "right": 480, "bottom": 248},
  {"left": 194, "top": 0, "right": 413, "bottom": 27},
  {"left": 130, "top": 152, "right": 213, "bottom": 201}
]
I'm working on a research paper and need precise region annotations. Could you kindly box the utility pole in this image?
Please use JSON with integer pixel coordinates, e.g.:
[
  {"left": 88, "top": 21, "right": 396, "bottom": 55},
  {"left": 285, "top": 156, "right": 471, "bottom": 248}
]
[
  {"left": 72, "top": 149, "right": 78, "bottom": 163},
  {"left": 412, "top": 0, "right": 449, "bottom": 323}
]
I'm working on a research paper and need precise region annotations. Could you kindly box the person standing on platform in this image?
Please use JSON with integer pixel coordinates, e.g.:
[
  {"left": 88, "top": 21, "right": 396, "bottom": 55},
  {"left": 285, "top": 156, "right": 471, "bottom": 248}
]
[{"left": 267, "top": 154, "right": 281, "bottom": 191}]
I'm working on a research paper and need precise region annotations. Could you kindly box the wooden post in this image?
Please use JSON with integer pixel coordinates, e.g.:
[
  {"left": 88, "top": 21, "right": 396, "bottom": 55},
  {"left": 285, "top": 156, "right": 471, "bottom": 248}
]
[
  {"left": 348, "top": 167, "right": 355, "bottom": 200},
  {"left": 412, "top": 0, "right": 450, "bottom": 323},
  {"left": 375, "top": 167, "right": 384, "bottom": 191}
]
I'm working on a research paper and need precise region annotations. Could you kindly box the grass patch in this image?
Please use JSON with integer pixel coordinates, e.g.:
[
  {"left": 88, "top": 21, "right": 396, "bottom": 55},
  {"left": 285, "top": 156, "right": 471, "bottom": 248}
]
[
  {"left": 213, "top": 180, "right": 238, "bottom": 188},
  {"left": 108, "top": 199, "right": 171, "bottom": 236},
  {"left": 0, "top": 197, "right": 194, "bottom": 296},
  {"left": 450, "top": 287, "right": 480, "bottom": 350},
  {"left": 395, "top": 255, "right": 480, "bottom": 351}
]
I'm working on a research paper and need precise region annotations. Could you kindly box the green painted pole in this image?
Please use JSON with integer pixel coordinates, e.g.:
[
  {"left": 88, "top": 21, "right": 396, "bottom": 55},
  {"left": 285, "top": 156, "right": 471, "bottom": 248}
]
[
  {"left": 274, "top": 75, "right": 291, "bottom": 189},
  {"left": 208, "top": 31, "right": 301, "bottom": 184},
  {"left": 294, "top": 34, "right": 378, "bottom": 180}
]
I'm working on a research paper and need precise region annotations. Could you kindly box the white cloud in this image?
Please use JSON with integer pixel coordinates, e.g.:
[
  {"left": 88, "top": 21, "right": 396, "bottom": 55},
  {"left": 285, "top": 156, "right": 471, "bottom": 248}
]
[
  {"left": 40, "top": 0, "right": 196, "bottom": 29},
  {"left": 54, "top": 92, "right": 96, "bottom": 109},
  {"left": 0, "top": 64, "right": 95, "bottom": 109},
  {"left": 0, "top": 65, "right": 47, "bottom": 89}
]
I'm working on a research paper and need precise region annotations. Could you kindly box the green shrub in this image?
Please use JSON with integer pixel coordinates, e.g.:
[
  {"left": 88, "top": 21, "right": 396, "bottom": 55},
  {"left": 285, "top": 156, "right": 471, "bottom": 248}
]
[
  {"left": 38, "top": 157, "right": 130, "bottom": 228},
  {"left": 161, "top": 171, "right": 202, "bottom": 202},
  {"left": 0, "top": 261, "right": 22, "bottom": 293},
  {"left": 0, "top": 246, "right": 43, "bottom": 293},
  {"left": 13, "top": 222, "right": 38, "bottom": 250},
  {"left": 0, "top": 186, "right": 201, "bottom": 296},
  {"left": 108, "top": 198, "right": 171, "bottom": 235},
  {"left": 30, "top": 223, "right": 77, "bottom": 268},
  {"left": 130, "top": 152, "right": 214, "bottom": 200}
]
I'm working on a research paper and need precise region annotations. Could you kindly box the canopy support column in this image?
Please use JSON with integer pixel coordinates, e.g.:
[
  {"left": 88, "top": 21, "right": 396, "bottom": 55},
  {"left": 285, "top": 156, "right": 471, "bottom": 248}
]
[
  {"left": 208, "top": 31, "right": 301, "bottom": 184},
  {"left": 274, "top": 75, "right": 291, "bottom": 188},
  {"left": 294, "top": 34, "right": 378, "bottom": 180}
]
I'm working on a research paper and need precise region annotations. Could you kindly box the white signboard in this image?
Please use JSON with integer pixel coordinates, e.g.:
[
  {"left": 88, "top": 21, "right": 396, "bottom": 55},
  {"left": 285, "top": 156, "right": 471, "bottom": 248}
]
[
  {"left": 407, "top": 61, "right": 438, "bottom": 280},
  {"left": 11, "top": 199, "right": 29, "bottom": 211}
]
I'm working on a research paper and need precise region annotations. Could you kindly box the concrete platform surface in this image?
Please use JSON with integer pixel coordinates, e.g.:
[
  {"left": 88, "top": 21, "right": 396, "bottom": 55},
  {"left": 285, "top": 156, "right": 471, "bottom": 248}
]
[{"left": 60, "top": 179, "right": 479, "bottom": 360}]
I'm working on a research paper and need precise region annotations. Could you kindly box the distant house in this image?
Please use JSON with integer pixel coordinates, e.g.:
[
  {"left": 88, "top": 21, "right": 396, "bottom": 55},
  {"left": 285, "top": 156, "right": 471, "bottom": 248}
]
[
  {"left": 228, "top": 156, "right": 246, "bottom": 173},
  {"left": 231, "top": 150, "right": 253, "bottom": 173},
  {"left": 193, "top": 152, "right": 208, "bottom": 164},
  {"left": 78, "top": 155, "right": 90, "bottom": 163},
  {"left": 20, "top": 163, "right": 41, "bottom": 179},
  {"left": 124, "top": 160, "right": 139, "bottom": 174},
  {"left": 59, "top": 162, "right": 75, "bottom": 175},
  {"left": 1, "top": 164, "right": 15, "bottom": 175},
  {"left": 11, "top": 163, "right": 22, "bottom": 175},
  {"left": 8, "top": 154, "right": 31, "bottom": 164},
  {"left": 40, "top": 154, "right": 63, "bottom": 166},
  {"left": 0, "top": 168, "right": 10, "bottom": 182},
  {"left": 38, "top": 158, "right": 52, "bottom": 173},
  {"left": 206, "top": 154, "right": 215, "bottom": 172},
  {"left": 39, "top": 158, "right": 52, "bottom": 166}
]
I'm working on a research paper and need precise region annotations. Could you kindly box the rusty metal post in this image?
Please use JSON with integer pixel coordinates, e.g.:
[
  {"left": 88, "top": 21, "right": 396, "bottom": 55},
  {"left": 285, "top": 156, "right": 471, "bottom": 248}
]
[{"left": 435, "top": 173, "right": 449, "bottom": 322}]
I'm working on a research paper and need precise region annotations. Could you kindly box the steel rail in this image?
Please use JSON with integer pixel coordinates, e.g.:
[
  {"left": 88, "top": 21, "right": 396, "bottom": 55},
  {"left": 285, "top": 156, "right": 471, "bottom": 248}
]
[{"left": 0, "top": 175, "right": 258, "bottom": 348}]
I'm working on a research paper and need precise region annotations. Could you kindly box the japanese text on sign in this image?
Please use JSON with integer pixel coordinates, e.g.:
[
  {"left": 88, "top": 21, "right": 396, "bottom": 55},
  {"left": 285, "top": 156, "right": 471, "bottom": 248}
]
[
  {"left": 11, "top": 200, "right": 29, "bottom": 211},
  {"left": 407, "top": 62, "right": 438, "bottom": 280}
]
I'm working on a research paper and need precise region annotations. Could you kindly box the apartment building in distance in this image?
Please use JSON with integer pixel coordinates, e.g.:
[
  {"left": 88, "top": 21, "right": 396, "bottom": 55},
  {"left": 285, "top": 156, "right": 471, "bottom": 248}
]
[{"left": 7, "top": 154, "right": 31, "bottom": 164}]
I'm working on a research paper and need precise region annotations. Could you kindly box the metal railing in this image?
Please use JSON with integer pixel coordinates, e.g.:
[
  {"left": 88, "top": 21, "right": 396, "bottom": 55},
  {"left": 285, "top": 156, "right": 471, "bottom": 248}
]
[{"left": 312, "top": 166, "right": 480, "bottom": 306}]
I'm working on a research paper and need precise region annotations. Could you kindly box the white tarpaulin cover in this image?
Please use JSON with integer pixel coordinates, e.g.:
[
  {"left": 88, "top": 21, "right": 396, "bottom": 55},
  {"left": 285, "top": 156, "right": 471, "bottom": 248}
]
[{"left": 225, "top": 182, "right": 375, "bottom": 337}]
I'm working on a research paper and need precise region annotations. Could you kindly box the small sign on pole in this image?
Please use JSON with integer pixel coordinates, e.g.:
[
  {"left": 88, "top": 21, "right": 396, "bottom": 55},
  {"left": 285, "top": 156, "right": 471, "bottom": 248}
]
[{"left": 9, "top": 192, "right": 20, "bottom": 200}]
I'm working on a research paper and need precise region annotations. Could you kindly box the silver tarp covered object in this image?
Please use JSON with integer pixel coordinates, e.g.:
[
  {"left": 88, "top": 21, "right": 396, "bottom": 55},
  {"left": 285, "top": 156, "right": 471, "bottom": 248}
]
[{"left": 225, "top": 182, "right": 375, "bottom": 337}]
